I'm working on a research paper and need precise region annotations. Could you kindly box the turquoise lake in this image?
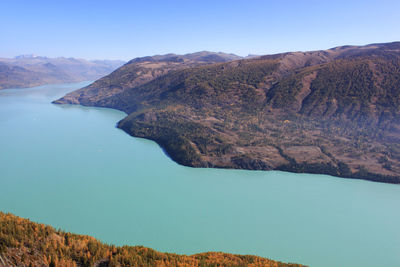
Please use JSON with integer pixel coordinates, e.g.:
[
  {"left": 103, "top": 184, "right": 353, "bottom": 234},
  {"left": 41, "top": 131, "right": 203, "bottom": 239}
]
[{"left": 0, "top": 82, "right": 399, "bottom": 267}]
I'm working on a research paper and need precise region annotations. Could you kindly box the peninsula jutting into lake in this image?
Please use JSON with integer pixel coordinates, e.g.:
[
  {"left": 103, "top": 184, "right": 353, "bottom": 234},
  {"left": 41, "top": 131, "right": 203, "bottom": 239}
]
[{"left": 55, "top": 42, "right": 400, "bottom": 184}]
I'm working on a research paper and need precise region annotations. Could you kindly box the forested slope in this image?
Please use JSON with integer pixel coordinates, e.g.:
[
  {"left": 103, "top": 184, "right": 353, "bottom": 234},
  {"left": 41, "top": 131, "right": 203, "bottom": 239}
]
[{"left": 0, "top": 212, "right": 303, "bottom": 267}]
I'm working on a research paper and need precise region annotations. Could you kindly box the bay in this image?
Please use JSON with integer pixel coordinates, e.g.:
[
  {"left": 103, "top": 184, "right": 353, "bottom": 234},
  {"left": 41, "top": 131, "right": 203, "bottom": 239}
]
[{"left": 0, "top": 82, "right": 399, "bottom": 267}]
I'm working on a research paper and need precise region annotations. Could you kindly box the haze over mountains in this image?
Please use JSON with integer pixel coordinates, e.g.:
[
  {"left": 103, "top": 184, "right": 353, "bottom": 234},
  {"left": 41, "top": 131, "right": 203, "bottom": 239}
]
[
  {"left": 55, "top": 42, "right": 400, "bottom": 183},
  {"left": 0, "top": 55, "right": 125, "bottom": 89}
]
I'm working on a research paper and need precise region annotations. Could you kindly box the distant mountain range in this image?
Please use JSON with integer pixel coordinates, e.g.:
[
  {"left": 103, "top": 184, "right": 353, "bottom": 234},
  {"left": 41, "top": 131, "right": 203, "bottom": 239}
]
[
  {"left": 54, "top": 44, "right": 400, "bottom": 183},
  {"left": 0, "top": 56, "right": 125, "bottom": 89}
]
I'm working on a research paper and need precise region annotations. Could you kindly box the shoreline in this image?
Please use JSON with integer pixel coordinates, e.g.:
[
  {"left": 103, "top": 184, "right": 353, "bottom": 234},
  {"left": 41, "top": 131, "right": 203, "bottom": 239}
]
[{"left": 117, "top": 121, "right": 400, "bottom": 184}]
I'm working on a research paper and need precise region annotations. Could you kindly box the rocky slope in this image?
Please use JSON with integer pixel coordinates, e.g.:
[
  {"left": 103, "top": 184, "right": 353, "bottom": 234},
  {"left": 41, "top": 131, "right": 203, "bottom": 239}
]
[
  {"left": 55, "top": 51, "right": 241, "bottom": 105},
  {"left": 0, "top": 55, "right": 124, "bottom": 89},
  {"left": 0, "top": 212, "right": 303, "bottom": 267},
  {"left": 54, "top": 43, "right": 400, "bottom": 183}
]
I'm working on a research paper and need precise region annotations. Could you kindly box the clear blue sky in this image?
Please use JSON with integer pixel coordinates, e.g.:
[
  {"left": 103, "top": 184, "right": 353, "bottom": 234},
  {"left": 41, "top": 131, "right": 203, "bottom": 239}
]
[{"left": 1, "top": 0, "right": 399, "bottom": 60}]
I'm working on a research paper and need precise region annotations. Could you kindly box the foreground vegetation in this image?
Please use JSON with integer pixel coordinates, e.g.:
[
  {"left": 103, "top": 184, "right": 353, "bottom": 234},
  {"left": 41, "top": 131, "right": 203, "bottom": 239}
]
[{"left": 0, "top": 212, "right": 303, "bottom": 267}]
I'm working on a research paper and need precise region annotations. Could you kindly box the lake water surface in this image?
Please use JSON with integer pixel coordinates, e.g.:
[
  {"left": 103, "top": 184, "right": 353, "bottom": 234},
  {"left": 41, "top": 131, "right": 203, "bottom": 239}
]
[{"left": 0, "top": 82, "right": 399, "bottom": 267}]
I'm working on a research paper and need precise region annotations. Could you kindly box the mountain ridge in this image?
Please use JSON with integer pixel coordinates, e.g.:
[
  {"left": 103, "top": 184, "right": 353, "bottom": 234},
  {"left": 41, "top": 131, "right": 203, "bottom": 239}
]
[{"left": 55, "top": 51, "right": 242, "bottom": 105}]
